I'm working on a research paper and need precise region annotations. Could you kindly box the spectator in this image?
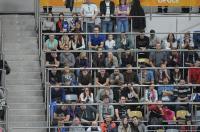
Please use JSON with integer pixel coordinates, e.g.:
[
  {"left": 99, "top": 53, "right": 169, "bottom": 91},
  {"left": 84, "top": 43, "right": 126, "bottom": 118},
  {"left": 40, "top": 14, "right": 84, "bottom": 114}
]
[
  {"left": 69, "top": 117, "right": 86, "bottom": 132},
  {"left": 95, "top": 69, "right": 110, "bottom": 86},
  {"left": 100, "top": 114, "right": 117, "bottom": 132},
  {"left": 49, "top": 66, "right": 62, "bottom": 84},
  {"left": 123, "top": 64, "right": 138, "bottom": 85},
  {"left": 67, "top": 102, "right": 81, "bottom": 121},
  {"left": 164, "top": 33, "right": 178, "bottom": 50},
  {"left": 42, "top": 12, "right": 55, "bottom": 33},
  {"left": 75, "top": 52, "right": 89, "bottom": 68},
  {"left": 136, "top": 31, "right": 149, "bottom": 63},
  {"left": 45, "top": 52, "right": 60, "bottom": 67},
  {"left": 105, "top": 52, "right": 119, "bottom": 68},
  {"left": 86, "top": 121, "right": 101, "bottom": 132},
  {"left": 144, "top": 84, "right": 158, "bottom": 102},
  {"left": 99, "top": 95, "right": 115, "bottom": 121},
  {"left": 118, "top": 116, "right": 131, "bottom": 132},
  {"left": 78, "top": 102, "right": 99, "bottom": 125},
  {"left": 171, "top": 65, "right": 182, "bottom": 84},
  {"left": 78, "top": 68, "right": 92, "bottom": 86},
  {"left": 188, "top": 60, "right": 200, "bottom": 84},
  {"left": 121, "top": 50, "right": 135, "bottom": 67},
  {"left": 105, "top": 34, "right": 116, "bottom": 50},
  {"left": 116, "top": 32, "right": 133, "bottom": 50},
  {"left": 79, "top": 87, "right": 94, "bottom": 103},
  {"left": 71, "top": 20, "right": 83, "bottom": 33},
  {"left": 149, "top": 29, "right": 161, "bottom": 49},
  {"left": 115, "top": 96, "right": 129, "bottom": 120},
  {"left": 61, "top": 66, "right": 76, "bottom": 86},
  {"left": 70, "top": 33, "right": 85, "bottom": 51},
  {"left": 51, "top": 82, "right": 65, "bottom": 103},
  {"left": 69, "top": 13, "right": 79, "bottom": 32},
  {"left": 93, "top": 48, "right": 106, "bottom": 67},
  {"left": 100, "top": 0, "right": 115, "bottom": 33},
  {"left": 181, "top": 37, "right": 194, "bottom": 49},
  {"left": 88, "top": 25, "right": 106, "bottom": 50},
  {"left": 53, "top": 104, "right": 70, "bottom": 126},
  {"left": 96, "top": 86, "right": 113, "bottom": 103},
  {"left": 110, "top": 69, "right": 124, "bottom": 85},
  {"left": 116, "top": 0, "right": 130, "bottom": 33},
  {"left": 58, "top": 35, "right": 70, "bottom": 50},
  {"left": 167, "top": 50, "right": 182, "bottom": 67},
  {"left": 80, "top": 0, "right": 98, "bottom": 33},
  {"left": 59, "top": 45, "right": 75, "bottom": 67},
  {"left": 138, "top": 65, "right": 154, "bottom": 85},
  {"left": 64, "top": 0, "right": 74, "bottom": 12},
  {"left": 129, "top": 0, "right": 146, "bottom": 32},
  {"left": 155, "top": 63, "right": 170, "bottom": 84},
  {"left": 157, "top": 77, "right": 174, "bottom": 102},
  {"left": 56, "top": 12, "right": 65, "bottom": 33},
  {"left": 149, "top": 42, "right": 167, "bottom": 67},
  {"left": 130, "top": 116, "right": 145, "bottom": 132},
  {"left": 44, "top": 35, "right": 58, "bottom": 51},
  {"left": 184, "top": 47, "right": 199, "bottom": 67}
]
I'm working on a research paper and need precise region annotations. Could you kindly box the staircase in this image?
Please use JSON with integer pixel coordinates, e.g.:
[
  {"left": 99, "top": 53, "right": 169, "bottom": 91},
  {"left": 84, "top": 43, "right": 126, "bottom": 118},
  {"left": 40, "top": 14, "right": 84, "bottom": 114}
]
[{"left": 2, "top": 15, "right": 46, "bottom": 132}]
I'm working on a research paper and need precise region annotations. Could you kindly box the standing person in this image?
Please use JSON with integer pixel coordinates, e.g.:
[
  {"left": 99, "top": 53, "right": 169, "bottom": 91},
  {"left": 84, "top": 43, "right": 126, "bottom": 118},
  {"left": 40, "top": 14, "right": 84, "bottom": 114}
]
[
  {"left": 129, "top": 0, "right": 146, "bottom": 32},
  {"left": 100, "top": 0, "right": 115, "bottom": 33},
  {"left": 80, "top": 0, "right": 98, "bottom": 33},
  {"left": 116, "top": 0, "right": 130, "bottom": 33}
]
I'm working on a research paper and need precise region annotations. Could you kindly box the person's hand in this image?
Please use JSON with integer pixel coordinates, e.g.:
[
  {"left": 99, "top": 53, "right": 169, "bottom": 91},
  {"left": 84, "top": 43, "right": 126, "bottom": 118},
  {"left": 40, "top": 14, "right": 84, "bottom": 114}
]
[
  {"left": 115, "top": 76, "right": 120, "bottom": 80},
  {"left": 92, "top": 16, "right": 96, "bottom": 21}
]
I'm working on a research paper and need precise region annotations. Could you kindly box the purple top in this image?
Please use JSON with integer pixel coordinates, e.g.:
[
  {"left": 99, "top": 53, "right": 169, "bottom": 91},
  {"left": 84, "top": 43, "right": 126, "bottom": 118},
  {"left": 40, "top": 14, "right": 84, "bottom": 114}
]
[{"left": 118, "top": 5, "right": 128, "bottom": 20}]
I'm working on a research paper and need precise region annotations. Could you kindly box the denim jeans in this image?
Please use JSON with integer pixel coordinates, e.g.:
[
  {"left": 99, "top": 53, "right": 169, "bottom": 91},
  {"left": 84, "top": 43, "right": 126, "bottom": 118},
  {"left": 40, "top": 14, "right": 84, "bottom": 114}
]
[
  {"left": 117, "top": 19, "right": 129, "bottom": 33},
  {"left": 83, "top": 22, "right": 94, "bottom": 33},
  {"left": 101, "top": 20, "right": 113, "bottom": 33}
]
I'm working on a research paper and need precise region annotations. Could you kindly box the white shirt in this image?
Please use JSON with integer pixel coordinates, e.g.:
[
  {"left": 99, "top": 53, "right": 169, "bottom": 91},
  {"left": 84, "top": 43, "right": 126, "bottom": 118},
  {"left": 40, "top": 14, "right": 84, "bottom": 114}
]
[
  {"left": 104, "top": 2, "right": 111, "bottom": 21},
  {"left": 105, "top": 40, "right": 116, "bottom": 49},
  {"left": 164, "top": 40, "right": 178, "bottom": 49},
  {"left": 81, "top": 3, "right": 98, "bottom": 23}
]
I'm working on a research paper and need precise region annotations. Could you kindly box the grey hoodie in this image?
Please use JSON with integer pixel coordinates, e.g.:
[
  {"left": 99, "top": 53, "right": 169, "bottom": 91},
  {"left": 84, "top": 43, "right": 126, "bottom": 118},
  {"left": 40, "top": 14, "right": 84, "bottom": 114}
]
[{"left": 60, "top": 52, "right": 75, "bottom": 67}]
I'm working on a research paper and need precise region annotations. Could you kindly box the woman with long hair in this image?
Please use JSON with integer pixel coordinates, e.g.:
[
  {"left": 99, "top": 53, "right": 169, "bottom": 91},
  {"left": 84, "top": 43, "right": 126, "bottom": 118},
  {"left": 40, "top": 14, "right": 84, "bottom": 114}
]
[{"left": 79, "top": 87, "right": 94, "bottom": 103}]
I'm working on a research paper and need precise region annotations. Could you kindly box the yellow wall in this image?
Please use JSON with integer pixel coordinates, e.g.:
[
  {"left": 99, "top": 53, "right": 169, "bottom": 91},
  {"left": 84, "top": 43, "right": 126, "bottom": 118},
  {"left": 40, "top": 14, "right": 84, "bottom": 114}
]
[{"left": 40, "top": 0, "right": 200, "bottom": 7}]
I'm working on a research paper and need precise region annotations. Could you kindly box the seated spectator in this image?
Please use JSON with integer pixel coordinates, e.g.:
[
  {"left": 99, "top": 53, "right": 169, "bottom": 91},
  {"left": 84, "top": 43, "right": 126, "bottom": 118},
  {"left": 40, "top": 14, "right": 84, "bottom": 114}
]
[
  {"left": 163, "top": 33, "right": 178, "bottom": 50},
  {"left": 44, "top": 35, "right": 58, "bottom": 51},
  {"left": 171, "top": 65, "right": 182, "bottom": 84},
  {"left": 123, "top": 64, "right": 138, "bottom": 85},
  {"left": 49, "top": 66, "right": 62, "bottom": 84},
  {"left": 136, "top": 31, "right": 149, "bottom": 63},
  {"left": 71, "top": 21, "right": 82, "bottom": 33},
  {"left": 105, "top": 52, "right": 119, "bottom": 68},
  {"left": 78, "top": 102, "right": 99, "bottom": 125},
  {"left": 121, "top": 50, "right": 135, "bottom": 67},
  {"left": 149, "top": 42, "right": 167, "bottom": 67},
  {"left": 56, "top": 12, "right": 65, "bottom": 33},
  {"left": 96, "top": 86, "right": 113, "bottom": 103},
  {"left": 61, "top": 66, "right": 76, "bottom": 86},
  {"left": 100, "top": 0, "right": 115, "bottom": 33},
  {"left": 78, "top": 68, "right": 92, "bottom": 86},
  {"left": 104, "top": 34, "right": 116, "bottom": 50},
  {"left": 184, "top": 47, "right": 199, "bottom": 66},
  {"left": 79, "top": 87, "right": 94, "bottom": 103},
  {"left": 58, "top": 34, "right": 70, "bottom": 50},
  {"left": 42, "top": 12, "right": 55, "bottom": 33},
  {"left": 67, "top": 102, "right": 81, "bottom": 121},
  {"left": 167, "top": 50, "right": 182, "bottom": 67},
  {"left": 155, "top": 63, "right": 170, "bottom": 84},
  {"left": 100, "top": 114, "right": 117, "bottom": 132},
  {"left": 138, "top": 65, "right": 154, "bottom": 85},
  {"left": 80, "top": 0, "right": 98, "bottom": 33},
  {"left": 110, "top": 69, "right": 124, "bottom": 85},
  {"left": 93, "top": 48, "right": 106, "bottom": 67},
  {"left": 45, "top": 52, "right": 60, "bottom": 67},
  {"left": 144, "top": 84, "right": 158, "bottom": 102},
  {"left": 130, "top": 116, "right": 145, "bottom": 132},
  {"left": 69, "top": 117, "right": 86, "bottom": 132},
  {"left": 157, "top": 77, "right": 174, "bottom": 102},
  {"left": 53, "top": 104, "right": 70, "bottom": 126},
  {"left": 99, "top": 95, "right": 114, "bottom": 121},
  {"left": 116, "top": 32, "right": 133, "bottom": 50},
  {"left": 86, "top": 121, "right": 101, "bottom": 132},
  {"left": 181, "top": 37, "right": 194, "bottom": 49},
  {"left": 116, "top": 0, "right": 130, "bottom": 33},
  {"left": 122, "top": 85, "right": 139, "bottom": 104},
  {"left": 88, "top": 25, "right": 106, "bottom": 50},
  {"left": 70, "top": 33, "right": 85, "bottom": 51},
  {"left": 69, "top": 13, "right": 79, "bottom": 32},
  {"left": 115, "top": 96, "right": 129, "bottom": 120},
  {"left": 188, "top": 60, "right": 200, "bottom": 84},
  {"left": 59, "top": 45, "right": 75, "bottom": 67},
  {"left": 149, "top": 29, "right": 161, "bottom": 49},
  {"left": 118, "top": 116, "right": 131, "bottom": 132},
  {"left": 75, "top": 52, "right": 89, "bottom": 68},
  {"left": 51, "top": 82, "right": 65, "bottom": 103},
  {"left": 95, "top": 69, "right": 110, "bottom": 86}
]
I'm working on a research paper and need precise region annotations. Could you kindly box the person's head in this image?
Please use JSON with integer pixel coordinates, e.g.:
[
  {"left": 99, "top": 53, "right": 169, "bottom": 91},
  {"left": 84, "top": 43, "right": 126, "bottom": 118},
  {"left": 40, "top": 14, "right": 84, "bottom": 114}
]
[
  {"left": 64, "top": 66, "right": 70, "bottom": 74},
  {"left": 84, "top": 87, "right": 91, "bottom": 96},
  {"left": 75, "top": 21, "right": 81, "bottom": 29},
  {"left": 82, "top": 68, "right": 89, "bottom": 75},
  {"left": 122, "top": 116, "right": 128, "bottom": 125},
  {"left": 132, "top": 116, "right": 139, "bottom": 126},
  {"left": 121, "top": 32, "right": 126, "bottom": 39},
  {"left": 47, "top": 12, "right": 53, "bottom": 21},
  {"left": 163, "top": 77, "right": 169, "bottom": 85},
  {"left": 175, "top": 66, "right": 180, "bottom": 73},
  {"left": 120, "top": 96, "right": 126, "bottom": 103},
  {"left": 126, "top": 64, "right": 132, "bottom": 73},
  {"left": 105, "top": 114, "right": 112, "bottom": 123},
  {"left": 108, "top": 34, "right": 113, "bottom": 41},
  {"left": 85, "top": 0, "right": 91, "bottom": 4},
  {"left": 150, "top": 29, "right": 155, "bottom": 38},
  {"left": 119, "top": 0, "right": 127, "bottom": 6},
  {"left": 54, "top": 82, "right": 61, "bottom": 91},
  {"left": 93, "top": 25, "right": 100, "bottom": 35},
  {"left": 194, "top": 60, "right": 200, "bottom": 67},
  {"left": 179, "top": 79, "right": 185, "bottom": 85},
  {"left": 103, "top": 95, "right": 110, "bottom": 104},
  {"left": 149, "top": 84, "right": 155, "bottom": 91},
  {"left": 80, "top": 101, "right": 87, "bottom": 110},
  {"left": 108, "top": 51, "right": 113, "bottom": 58},
  {"left": 156, "top": 42, "right": 161, "bottom": 50},
  {"left": 100, "top": 69, "right": 106, "bottom": 75},
  {"left": 63, "top": 45, "right": 69, "bottom": 51},
  {"left": 61, "top": 104, "right": 67, "bottom": 111},
  {"left": 49, "top": 35, "right": 55, "bottom": 41},
  {"left": 73, "top": 117, "right": 81, "bottom": 126},
  {"left": 167, "top": 33, "right": 176, "bottom": 42},
  {"left": 139, "top": 31, "right": 145, "bottom": 39},
  {"left": 184, "top": 32, "right": 190, "bottom": 39},
  {"left": 62, "top": 34, "right": 69, "bottom": 42},
  {"left": 79, "top": 52, "right": 87, "bottom": 59},
  {"left": 59, "top": 12, "right": 64, "bottom": 21},
  {"left": 114, "top": 69, "right": 120, "bottom": 75}
]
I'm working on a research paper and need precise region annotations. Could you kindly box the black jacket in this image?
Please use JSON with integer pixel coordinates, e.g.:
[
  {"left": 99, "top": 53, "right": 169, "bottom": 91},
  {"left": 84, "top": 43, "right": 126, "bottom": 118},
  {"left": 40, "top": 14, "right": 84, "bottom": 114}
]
[{"left": 100, "top": 0, "right": 115, "bottom": 20}]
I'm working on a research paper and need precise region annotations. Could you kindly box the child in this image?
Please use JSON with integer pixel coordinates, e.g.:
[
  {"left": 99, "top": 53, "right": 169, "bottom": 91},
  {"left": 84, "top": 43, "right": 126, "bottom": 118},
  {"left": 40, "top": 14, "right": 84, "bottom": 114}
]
[{"left": 105, "top": 34, "right": 116, "bottom": 50}]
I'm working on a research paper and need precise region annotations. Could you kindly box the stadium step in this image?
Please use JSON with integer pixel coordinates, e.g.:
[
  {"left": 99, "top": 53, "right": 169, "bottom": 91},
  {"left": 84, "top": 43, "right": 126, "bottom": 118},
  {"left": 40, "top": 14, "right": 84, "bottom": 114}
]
[{"left": 2, "top": 15, "right": 46, "bottom": 130}]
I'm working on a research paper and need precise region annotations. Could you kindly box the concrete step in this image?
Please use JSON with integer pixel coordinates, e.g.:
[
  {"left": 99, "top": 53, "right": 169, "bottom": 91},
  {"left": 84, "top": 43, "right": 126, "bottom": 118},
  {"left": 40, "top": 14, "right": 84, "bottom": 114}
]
[
  {"left": 8, "top": 115, "right": 46, "bottom": 122},
  {"left": 7, "top": 85, "right": 42, "bottom": 90},
  {"left": 8, "top": 121, "right": 47, "bottom": 128},
  {"left": 6, "top": 72, "right": 40, "bottom": 79},
  {"left": 9, "top": 103, "right": 45, "bottom": 109},
  {"left": 5, "top": 55, "right": 39, "bottom": 61},
  {"left": 9, "top": 129, "right": 47, "bottom": 132},
  {"left": 7, "top": 96, "right": 43, "bottom": 103},
  {"left": 4, "top": 50, "right": 38, "bottom": 55},
  {"left": 6, "top": 79, "right": 41, "bottom": 85},
  {"left": 7, "top": 67, "right": 40, "bottom": 72},
  {"left": 4, "top": 43, "right": 38, "bottom": 50},
  {"left": 8, "top": 90, "right": 43, "bottom": 96},
  {"left": 9, "top": 109, "right": 45, "bottom": 116},
  {"left": 7, "top": 60, "right": 40, "bottom": 67},
  {"left": 4, "top": 37, "right": 37, "bottom": 43}
]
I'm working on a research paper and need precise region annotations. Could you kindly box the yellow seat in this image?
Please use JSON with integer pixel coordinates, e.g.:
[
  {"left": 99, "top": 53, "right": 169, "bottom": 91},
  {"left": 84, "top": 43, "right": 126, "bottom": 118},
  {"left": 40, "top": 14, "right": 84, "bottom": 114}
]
[
  {"left": 128, "top": 111, "right": 143, "bottom": 119},
  {"left": 176, "top": 110, "right": 189, "bottom": 119},
  {"left": 156, "top": 129, "right": 164, "bottom": 132}
]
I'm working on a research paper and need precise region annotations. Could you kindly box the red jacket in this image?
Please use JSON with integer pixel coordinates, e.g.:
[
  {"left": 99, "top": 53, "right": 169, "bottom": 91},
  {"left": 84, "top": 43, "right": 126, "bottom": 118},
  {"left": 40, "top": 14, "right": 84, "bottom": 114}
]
[
  {"left": 188, "top": 68, "right": 200, "bottom": 84},
  {"left": 100, "top": 122, "right": 117, "bottom": 132}
]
